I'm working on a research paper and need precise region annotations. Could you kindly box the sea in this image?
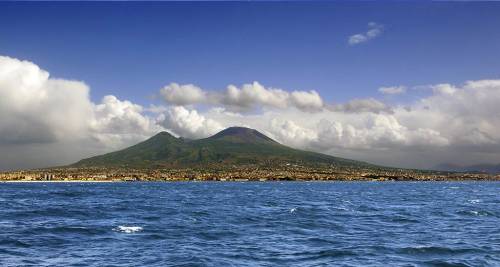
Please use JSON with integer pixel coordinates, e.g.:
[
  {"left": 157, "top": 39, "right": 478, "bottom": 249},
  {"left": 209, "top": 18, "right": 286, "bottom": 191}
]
[{"left": 0, "top": 182, "right": 499, "bottom": 267}]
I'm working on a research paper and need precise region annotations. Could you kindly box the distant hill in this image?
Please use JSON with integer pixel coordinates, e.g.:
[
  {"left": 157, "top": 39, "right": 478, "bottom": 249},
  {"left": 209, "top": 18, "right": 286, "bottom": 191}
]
[
  {"left": 72, "top": 127, "right": 372, "bottom": 169},
  {"left": 434, "top": 163, "right": 500, "bottom": 174}
]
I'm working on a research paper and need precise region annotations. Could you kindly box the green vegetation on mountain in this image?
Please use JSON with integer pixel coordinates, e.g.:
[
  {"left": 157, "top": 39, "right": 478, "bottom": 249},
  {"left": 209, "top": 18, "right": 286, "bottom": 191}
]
[{"left": 72, "top": 127, "right": 372, "bottom": 169}]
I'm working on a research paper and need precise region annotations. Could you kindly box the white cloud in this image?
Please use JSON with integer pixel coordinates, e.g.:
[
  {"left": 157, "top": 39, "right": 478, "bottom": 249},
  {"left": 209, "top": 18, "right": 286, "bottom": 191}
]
[
  {"left": 269, "top": 119, "right": 318, "bottom": 148},
  {"left": 290, "top": 90, "right": 324, "bottom": 112},
  {"left": 159, "top": 81, "right": 326, "bottom": 112},
  {"left": 90, "top": 95, "right": 161, "bottom": 147},
  {"left": 0, "top": 56, "right": 93, "bottom": 144},
  {"left": 399, "top": 79, "right": 500, "bottom": 148},
  {"left": 3, "top": 54, "right": 500, "bottom": 170},
  {"left": 0, "top": 55, "right": 161, "bottom": 169},
  {"left": 311, "top": 114, "right": 448, "bottom": 151},
  {"left": 222, "top": 81, "right": 290, "bottom": 110},
  {"left": 379, "top": 86, "right": 406, "bottom": 95},
  {"left": 154, "top": 78, "right": 500, "bottom": 168},
  {"left": 431, "top": 83, "right": 458, "bottom": 95},
  {"left": 331, "top": 98, "right": 392, "bottom": 114},
  {"left": 348, "top": 22, "right": 384, "bottom": 45},
  {"left": 158, "top": 106, "right": 223, "bottom": 139},
  {"left": 159, "top": 83, "right": 206, "bottom": 106}
]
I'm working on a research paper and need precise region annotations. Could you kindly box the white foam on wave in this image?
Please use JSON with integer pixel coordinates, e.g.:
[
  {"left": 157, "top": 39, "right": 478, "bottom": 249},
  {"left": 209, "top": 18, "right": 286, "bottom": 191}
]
[
  {"left": 336, "top": 206, "right": 351, "bottom": 212},
  {"left": 113, "top": 225, "right": 143, "bottom": 233},
  {"left": 468, "top": 199, "right": 481, "bottom": 204}
]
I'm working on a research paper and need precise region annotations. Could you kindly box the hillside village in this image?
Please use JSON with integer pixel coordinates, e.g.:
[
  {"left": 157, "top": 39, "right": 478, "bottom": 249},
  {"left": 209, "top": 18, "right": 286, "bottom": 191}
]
[{"left": 1, "top": 163, "right": 498, "bottom": 182}]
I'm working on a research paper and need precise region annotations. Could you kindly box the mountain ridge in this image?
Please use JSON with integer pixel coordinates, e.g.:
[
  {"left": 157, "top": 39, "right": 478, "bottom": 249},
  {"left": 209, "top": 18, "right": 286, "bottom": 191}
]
[
  {"left": 72, "top": 126, "right": 372, "bottom": 169},
  {"left": 434, "top": 163, "right": 500, "bottom": 174},
  {"left": 206, "top": 127, "right": 278, "bottom": 144}
]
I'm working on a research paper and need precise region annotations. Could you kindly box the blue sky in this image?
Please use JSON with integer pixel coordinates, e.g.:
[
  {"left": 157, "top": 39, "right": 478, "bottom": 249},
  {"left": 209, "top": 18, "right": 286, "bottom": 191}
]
[{"left": 1, "top": 2, "right": 500, "bottom": 105}]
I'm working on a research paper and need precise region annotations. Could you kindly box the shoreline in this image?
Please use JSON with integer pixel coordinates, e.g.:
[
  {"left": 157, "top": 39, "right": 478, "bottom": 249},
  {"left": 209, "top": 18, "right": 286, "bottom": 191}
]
[
  {"left": 1, "top": 180, "right": 119, "bottom": 183},
  {"left": 2, "top": 179, "right": 499, "bottom": 183}
]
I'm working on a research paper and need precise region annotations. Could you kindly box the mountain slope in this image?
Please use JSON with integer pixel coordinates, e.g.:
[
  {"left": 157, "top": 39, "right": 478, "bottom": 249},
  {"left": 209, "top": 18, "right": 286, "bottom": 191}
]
[
  {"left": 208, "top": 127, "right": 278, "bottom": 144},
  {"left": 434, "top": 163, "right": 500, "bottom": 174},
  {"left": 72, "top": 127, "right": 371, "bottom": 169}
]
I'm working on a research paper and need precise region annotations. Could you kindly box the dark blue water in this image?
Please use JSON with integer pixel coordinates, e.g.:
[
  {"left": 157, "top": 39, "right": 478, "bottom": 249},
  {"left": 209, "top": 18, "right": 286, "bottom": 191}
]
[{"left": 0, "top": 182, "right": 499, "bottom": 266}]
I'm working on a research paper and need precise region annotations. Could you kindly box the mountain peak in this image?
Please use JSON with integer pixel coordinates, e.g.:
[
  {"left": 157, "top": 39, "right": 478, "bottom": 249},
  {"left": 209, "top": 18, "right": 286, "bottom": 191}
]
[
  {"left": 208, "top": 127, "right": 277, "bottom": 144},
  {"left": 71, "top": 126, "right": 365, "bottom": 169},
  {"left": 156, "top": 131, "right": 175, "bottom": 137},
  {"left": 149, "top": 131, "right": 177, "bottom": 140}
]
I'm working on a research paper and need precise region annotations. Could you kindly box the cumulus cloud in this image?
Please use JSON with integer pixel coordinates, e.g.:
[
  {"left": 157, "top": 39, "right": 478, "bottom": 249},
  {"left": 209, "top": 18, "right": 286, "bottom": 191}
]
[
  {"left": 0, "top": 55, "right": 161, "bottom": 169},
  {"left": 379, "top": 86, "right": 406, "bottom": 95},
  {"left": 159, "top": 81, "right": 326, "bottom": 112},
  {"left": 430, "top": 83, "right": 458, "bottom": 95},
  {"left": 290, "top": 90, "right": 324, "bottom": 112},
  {"left": 154, "top": 78, "right": 500, "bottom": 168},
  {"left": 90, "top": 95, "right": 161, "bottom": 147},
  {"left": 399, "top": 79, "right": 500, "bottom": 148},
  {"left": 0, "top": 56, "right": 93, "bottom": 144},
  {"left": 269, "top": 119, "right": 318, "bottom": 148},
  {"left": 158, "top": 106, "right": 223, "bottom": 139},
  {"left": 331, "top": 98, "right": 392, "bottom": 114},
  {"left": 222, "top": 82, "right": 290, "bottom": 110},
  {"left": 268, "top": 113, "right": 448, "bottom": 152},
  {"left": 348, "top": 22, "right": 384, "bottom": 45},
  {"left": 159, "top": 83, "right": 207, "bottom": 106},
  {"left": 3, "top": 54, "right": 500, "bottom": 170}
]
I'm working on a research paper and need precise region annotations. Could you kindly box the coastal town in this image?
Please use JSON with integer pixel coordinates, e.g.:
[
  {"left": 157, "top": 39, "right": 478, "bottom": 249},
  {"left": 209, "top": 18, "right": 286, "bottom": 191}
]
[{"left": 1, "top": 163, "right": 498, "bottom": 182}]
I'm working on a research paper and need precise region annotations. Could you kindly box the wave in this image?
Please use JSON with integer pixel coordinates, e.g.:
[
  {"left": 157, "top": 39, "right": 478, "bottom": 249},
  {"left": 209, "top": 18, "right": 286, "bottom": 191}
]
[
  {"left": 2, "top": 182, "right": 499, "bottom": 266},
  {"left": 456, "top": 210, "right": 495, "bottom": 217},
  {"left": 113, "top": 225, "right": 143, "bottom": 233},
  {"left": 399, "top": 245, "right": 481, "bottom": 255},
  {"left": 468, "top": 199, "right": 482, "bottom": 204}
]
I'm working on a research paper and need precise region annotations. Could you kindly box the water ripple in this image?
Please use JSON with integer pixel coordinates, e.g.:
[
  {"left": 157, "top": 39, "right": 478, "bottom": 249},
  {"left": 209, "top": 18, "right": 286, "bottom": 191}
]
[{"left": 0, "top": 181, "right": 498, "bottom": 266}]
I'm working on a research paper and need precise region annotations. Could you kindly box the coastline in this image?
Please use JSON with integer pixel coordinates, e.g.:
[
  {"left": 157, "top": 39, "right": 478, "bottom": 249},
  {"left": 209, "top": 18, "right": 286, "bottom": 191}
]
[
  {"left": 1, "top": 180, "right": 118, "bottom": 183},
  {"left": 2, "top": 178, "right": 499, "bottom": 183}
]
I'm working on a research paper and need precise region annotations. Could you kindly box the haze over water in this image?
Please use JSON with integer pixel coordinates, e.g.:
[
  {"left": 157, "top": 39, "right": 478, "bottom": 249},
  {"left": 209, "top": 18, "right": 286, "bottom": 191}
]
[{"left": 1, "top": 182, "right": 499, "bottom": 266}]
